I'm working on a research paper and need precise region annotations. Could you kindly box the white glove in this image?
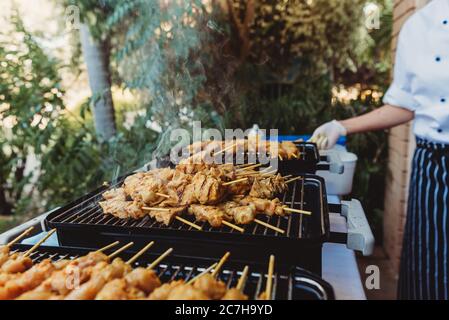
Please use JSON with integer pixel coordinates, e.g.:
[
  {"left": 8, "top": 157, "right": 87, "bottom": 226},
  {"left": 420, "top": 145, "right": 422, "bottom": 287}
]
[{"left": 311, "top": 120, "right": 347, "bottom": 150}]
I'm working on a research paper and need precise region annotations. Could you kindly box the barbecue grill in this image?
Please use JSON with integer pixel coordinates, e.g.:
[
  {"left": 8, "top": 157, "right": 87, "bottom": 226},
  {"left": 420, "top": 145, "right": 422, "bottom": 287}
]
[
  {"left": 9, "top": 244, "right": 335, "bottom": 300},
  {"left": 276, "top": 141, "right": 344, "bottom": 175},
  {"left": 45, "top": 171, "right": 373, "bottom": 275},
  {"left": 163, "top": 141, "right": 344, "bottom": 175}
]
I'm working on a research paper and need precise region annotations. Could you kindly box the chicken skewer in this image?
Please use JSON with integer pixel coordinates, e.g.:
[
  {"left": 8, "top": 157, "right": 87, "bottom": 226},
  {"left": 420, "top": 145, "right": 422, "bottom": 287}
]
[
  {"left": 1, "top": 229, "right": 56, "bottom": 275},
  {"left": 108, "top": 242, "right": 134, "bottom": 259},
  {"left": 148, "top": 253, "right": 230, "bottom": 300},
  {"left": 5, "top": 226, "right": 34, "bottom": 247},
  {"left": 222, "top": 265, "right": 249, "bottom": 300},
  {"left": 16, "top": 243, "right": 145, "bottom": 300},
  {"left": 8, "top": 248, "right": 257, "bottom": 301},
  {"left": 186, "top": 140, "right": 301, "bottom": 160},
  {"left": 259, "top": 255, "right": 275, "bottom": 300},
  {"left": 95, "top": 241, "right": 120, "bottom": 253},
  {"left": 9, "top": 249, "right": 113, "bottom": 300},
  {"left": 23, "top": 229, "right": 57, "bottom": 258},
  {"left": 126, "top": 241, "right": 155, "bottom": 265},
  {"left": 0, "top": 227, "right": 34, "bottom": 268},
  {"left": 94, "top": 246, "right": 170, "bottom": 300},
  {"left": 62, "top": 242, "right": 139, "bottom": 300}
]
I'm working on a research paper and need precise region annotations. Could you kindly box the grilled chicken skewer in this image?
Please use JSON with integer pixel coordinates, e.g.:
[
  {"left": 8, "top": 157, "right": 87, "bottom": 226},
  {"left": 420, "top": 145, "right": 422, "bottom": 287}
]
[
  {"left": 0, "top": 229, "right": 56, "bottom": 276},
  {"left": 149, "top": 252, "right": 230, "bottom": 300},
  {"left": 222, "top": 265, "right": 249, "bottom": 300},
  {"left": 185, "top": 140, "right": 301, "bottom": 160},
  {"left": 95, "top": 248, "right": 172, "bottom": 300},
  {"left": 14, "top": 243, "right": 133, "bottom": 300},
  {"left": 5, "top": 248, "right": 254, "bottom": 301}
]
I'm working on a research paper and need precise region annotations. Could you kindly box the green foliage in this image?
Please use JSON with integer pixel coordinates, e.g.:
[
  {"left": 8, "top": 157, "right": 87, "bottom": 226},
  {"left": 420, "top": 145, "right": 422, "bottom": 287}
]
[
  {"left": 105, "top": 0, "right": 217, "bottom": 157},
  {"left": 0, "top": 13, "right": 66, "bottom": 216}
]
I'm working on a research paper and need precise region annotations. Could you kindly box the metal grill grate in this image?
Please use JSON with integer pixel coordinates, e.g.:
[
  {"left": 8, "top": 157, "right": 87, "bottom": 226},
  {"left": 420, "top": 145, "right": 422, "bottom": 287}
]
[{"left": 47, "top": 174, "right": 326, "bottom": 240}]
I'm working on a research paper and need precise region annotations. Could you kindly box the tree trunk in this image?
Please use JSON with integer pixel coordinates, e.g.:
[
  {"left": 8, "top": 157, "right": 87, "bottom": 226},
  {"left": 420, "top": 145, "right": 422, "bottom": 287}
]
[{"left": 80, "top": 24, "right": 116, "bottom": 140}]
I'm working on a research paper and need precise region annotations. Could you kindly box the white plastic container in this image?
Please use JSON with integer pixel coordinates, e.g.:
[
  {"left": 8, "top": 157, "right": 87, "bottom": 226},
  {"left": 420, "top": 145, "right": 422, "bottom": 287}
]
[{"left": 317, "top": 150, "right": 358, "bottom": 195}]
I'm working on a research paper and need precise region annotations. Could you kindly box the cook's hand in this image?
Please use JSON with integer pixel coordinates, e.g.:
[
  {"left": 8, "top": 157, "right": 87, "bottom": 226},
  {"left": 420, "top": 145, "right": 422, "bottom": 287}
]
[{"left": 310, "top": 120, "right": 347, "bottom": 150}]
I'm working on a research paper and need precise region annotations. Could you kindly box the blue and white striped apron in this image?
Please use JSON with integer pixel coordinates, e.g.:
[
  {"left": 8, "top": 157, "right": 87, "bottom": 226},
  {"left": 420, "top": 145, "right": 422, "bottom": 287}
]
[{"left": 398, "top": 138, "right": 449, "bottom": 300}]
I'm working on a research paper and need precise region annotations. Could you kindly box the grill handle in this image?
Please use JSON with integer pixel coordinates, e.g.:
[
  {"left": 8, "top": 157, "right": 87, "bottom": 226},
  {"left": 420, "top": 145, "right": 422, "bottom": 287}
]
[
  {"left": 317, "top": 152, "right": 344, "bottom": 174},
  {"left": 340, "top": 199, "right": 374, "bottom": 256}
]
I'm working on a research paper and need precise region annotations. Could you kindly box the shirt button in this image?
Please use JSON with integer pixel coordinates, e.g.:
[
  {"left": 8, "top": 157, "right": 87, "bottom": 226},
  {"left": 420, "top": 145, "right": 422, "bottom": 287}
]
[
  {"left": 436, "top": 56, "right": 442, "bottom": 62},
  {"left": 444, "top": 20, "right": 448, "bottom": 25},
  {"left": 438, "top": 129, "right": 443, "bottom": 133},
  {"left": 441, "top": 98, "right": 446, "bottom": 103}
]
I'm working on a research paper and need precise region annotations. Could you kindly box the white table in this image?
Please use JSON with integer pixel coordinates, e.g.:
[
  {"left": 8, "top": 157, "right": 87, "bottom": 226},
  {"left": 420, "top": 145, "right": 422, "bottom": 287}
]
[{"left": 322, "top": 212, "right": 366, "bottom": 300}]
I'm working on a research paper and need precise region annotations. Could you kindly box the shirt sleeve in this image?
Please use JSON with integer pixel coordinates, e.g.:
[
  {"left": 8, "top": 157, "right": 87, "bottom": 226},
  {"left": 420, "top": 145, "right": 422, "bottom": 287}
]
[{"left": 383, "top": 23, "right": 419, "bottom": 111}]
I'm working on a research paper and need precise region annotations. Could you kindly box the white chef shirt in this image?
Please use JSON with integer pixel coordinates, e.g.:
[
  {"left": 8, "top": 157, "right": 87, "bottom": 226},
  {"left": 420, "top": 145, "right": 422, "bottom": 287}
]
[{"left": 383, "top": 0, "right": 449, "bottom": 143}]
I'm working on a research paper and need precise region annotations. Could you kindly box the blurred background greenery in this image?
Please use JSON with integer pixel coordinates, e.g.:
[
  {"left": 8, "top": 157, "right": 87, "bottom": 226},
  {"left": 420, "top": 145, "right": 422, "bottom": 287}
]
[{"left": 0, "top": 0, "right": 392, "bottom": 241}]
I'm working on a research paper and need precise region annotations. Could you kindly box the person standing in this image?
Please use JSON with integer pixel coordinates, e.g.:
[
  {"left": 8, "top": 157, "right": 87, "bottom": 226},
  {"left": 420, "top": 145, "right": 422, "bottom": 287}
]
[{"left": 311, "top": 0, "right": 449, "bottom": 299}]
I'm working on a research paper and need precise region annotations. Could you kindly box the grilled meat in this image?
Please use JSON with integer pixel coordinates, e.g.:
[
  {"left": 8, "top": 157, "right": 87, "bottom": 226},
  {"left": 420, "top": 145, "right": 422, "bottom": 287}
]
[
  {"left": 123, "top": 267, "right": 161, "bottom": 294},
  {"left": 146, "top": 207, "right": 186, "bottom": 226},
  {"left": 147, "top": 280, "right": 185, "bottom": 300},
  {"left": 218, "top": 201, "right": 256, "bottom": 225},
  {"left": 65, "top": 258, "right": 131, "bottom": 300},
  {"left": 188, "top": 205, "right": 225, "bottom": 227},
  {"left": 249, "top": 174, "right": 287, "bottom": 199},
  {"left": 167, "top": 284, "right": 210, "bottom": 300},
  {"left": 237, "top": 197, "right": 285, "bottom": 216},
  {"left": 99, "top": 188, "right": 145, "bottom": 220},
  {"left": 0, "top": 253, "right": 33, "bottom": 274},
  {"left": 95, "top": 278, "right": 146, "bottom": 300},
  {"left": 192, "top": 273, "right": 227, "bottom": 299},
  {"left": 17, "top": 251, "right": 109, "bottom": 299},
  {"left": 222, "top": 288, "right": 249, "bottom": 300},
  {"left": 0, "top": 259, "right": 60, "bottom": 300}
]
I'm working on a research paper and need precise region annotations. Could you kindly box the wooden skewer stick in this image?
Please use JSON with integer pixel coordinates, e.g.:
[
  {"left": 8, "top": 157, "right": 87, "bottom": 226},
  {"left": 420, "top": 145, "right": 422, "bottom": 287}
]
[
  {"left": 7, "top": 226, "right": 34, "bottom": 247},
  {"left": 236, "top": 265, "right": 250, "bottom": 292},
  {"left": 211, "top": 251, "right": 231, "bottom": 277},
  {"left": 236, "top": 163, "right": 263, "bottom": 172},
  {"left": 254, "top": 219, "right": 285, "bottom": 234},
  {"left": 236, "top": 170, "right": 258, "bottom": 176},
  {"left": 222, "top": 220, "right": 245, "bottom": 233},
  {"left": 142, "top": 207, "right": 203, "bottom": 230},
  {"left": 187, "top": 263, "right": 218, "bottom": 285},
  {"left": 108, "top": 242, "right": 134, "bottom": 259},
  {"left": 286, "top": 176, "right": 303, "bottom": 184},
  {"left": 175, "top": 216, "right": 203, "bottom": 231},
  {"left": 126, "top": 241, "right": 155, "bottom": 265},
  {"left": 261, "top": 170, "right": 278, "bottom": 176},
  {"left": 235, "top": 163, "right": 256, "bottom": 168},
  {"left": 278, "top": 155, "right": 283, "bottom": 161},
  {"left": 283, "top": 175, "right": 293, "bottom": 179},
  {"left": 23, "top": 229, "right": 57, "bottom": 258},
  {"left": 156, "top": 193, "right": 170, "bottom": 199},
  {"left": 290, "top": 153, "right": 298, "bottom": 159},
  {"left": 148, "top": 248, "right": 173, "bottom": 270},
  {"left": 142, "top": 207, "right": 170, "bottom": 212},
  {"left": 214, "top": 143, "right": 237, "bottom": 156},
  {"left": 222, "top": 178, "right": 248, "bottom": 186},
  {"left": 265, "top": 255, "right": 275, "bottom": 300},
  {"left": 95, "top": 241, "right": 120, "bottom": 253},
  {"left": 283, "top": 207, "right": 312, "bottom": 216}
]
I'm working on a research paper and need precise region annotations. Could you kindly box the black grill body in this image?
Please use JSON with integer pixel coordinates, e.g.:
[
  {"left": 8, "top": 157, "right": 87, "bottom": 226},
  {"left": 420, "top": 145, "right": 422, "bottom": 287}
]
[
  {"left": 11, "top": 244, "right": 334, "bottom": 300},
  {"left": 172, "top": 141, "right": 324, "bottom": 175},
  {"left": 45, "top": 174, "right": 329, "bottom": 275},
  {"left": 277, "top": 142, "right": 320, "bottom": 175}
]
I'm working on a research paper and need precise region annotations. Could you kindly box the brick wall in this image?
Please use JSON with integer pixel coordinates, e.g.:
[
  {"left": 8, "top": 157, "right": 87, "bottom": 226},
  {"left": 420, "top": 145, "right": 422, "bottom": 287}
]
[{"left": 383, "top": 0, "right": 429, "bottom": 275}]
